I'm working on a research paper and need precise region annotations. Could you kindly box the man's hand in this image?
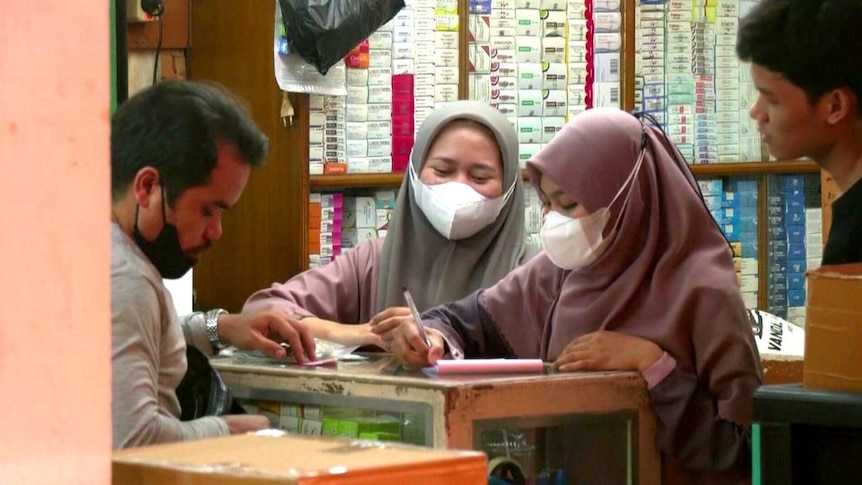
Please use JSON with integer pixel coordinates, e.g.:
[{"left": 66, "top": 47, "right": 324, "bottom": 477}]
[
  {"left": 553, "top": 330, "right": 663, "bottom": 373},
  {"left": 218, "top": 311, "right": 316, "bottom": 364},
  {"left": 370, "top": 307, "right": 444, "bottom": 368},
  {"left": 221, "top": 414, "right": 271, "bottom": 435}
]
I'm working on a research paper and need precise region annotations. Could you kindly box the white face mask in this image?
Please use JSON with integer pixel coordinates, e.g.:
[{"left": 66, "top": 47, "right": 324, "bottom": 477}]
[
  {"left": 409, "top": 163, "right": 515, "bottom": 240},
  {"left": 540, "top": 148, "right": 646, "bottom": 270}
]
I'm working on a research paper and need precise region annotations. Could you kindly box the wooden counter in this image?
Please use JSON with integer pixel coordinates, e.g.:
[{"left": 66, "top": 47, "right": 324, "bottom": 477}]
[{"left": 213, "top": 353, "right": 661, "bottom": 484}]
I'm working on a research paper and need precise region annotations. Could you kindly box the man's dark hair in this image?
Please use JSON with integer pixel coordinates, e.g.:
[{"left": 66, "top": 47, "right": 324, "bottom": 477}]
[
  {"left": 737, "top": 0, "right": 862, "bottom": 112},
  {"left": 111, "top": 80, "right": 269, "bottom": 204}
]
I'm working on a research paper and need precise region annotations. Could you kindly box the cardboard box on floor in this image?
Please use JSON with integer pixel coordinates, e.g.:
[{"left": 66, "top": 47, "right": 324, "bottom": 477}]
[
  {"left": 113, "top": 433, "right": 487, "bottom": 485},
  {"left": 804, "top": 263, "right": 862, "bottom": 393}
]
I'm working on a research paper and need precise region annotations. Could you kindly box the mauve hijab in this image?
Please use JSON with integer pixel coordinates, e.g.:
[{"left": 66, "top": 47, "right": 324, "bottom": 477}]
[
  {"left": 483, "top": 108, "right": 761, "bottom": 426},
  {"left": 375, "top": 101, "right": 526, "bottom": 312}
]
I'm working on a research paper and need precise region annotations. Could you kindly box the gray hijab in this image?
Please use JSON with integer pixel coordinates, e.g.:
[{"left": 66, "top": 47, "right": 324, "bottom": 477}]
[{"left": 375, "top": 101, "right": 526, "bottom": 312}]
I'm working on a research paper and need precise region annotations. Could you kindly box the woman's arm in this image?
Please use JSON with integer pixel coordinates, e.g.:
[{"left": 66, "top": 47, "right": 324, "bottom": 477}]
[
  {"left": 242, "top": 239, "right": 382, "bottom": 343},
  {"left": 422, "top": 290, "right": 517, "bottom": 359},
  {"left": 649, "top": 287, "right": 762, "bottom": 477}
]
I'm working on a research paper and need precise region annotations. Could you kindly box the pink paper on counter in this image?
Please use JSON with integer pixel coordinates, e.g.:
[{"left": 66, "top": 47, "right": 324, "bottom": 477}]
[{"left": 434, "top": 359, "right": 544, "bottom": 374}]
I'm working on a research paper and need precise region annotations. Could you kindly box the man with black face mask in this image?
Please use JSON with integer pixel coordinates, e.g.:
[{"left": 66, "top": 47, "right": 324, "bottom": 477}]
[{"left": 110, "top": 80, "right": 316, "bottom": 449}]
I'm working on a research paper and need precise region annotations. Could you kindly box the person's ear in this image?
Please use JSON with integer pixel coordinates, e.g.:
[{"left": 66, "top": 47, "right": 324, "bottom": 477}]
[
  {"left": 132, "top": 167, "right": 161, "bottom": 208},
  {"left": 823, "top": 87, "right": 856, "bottom": 126}
]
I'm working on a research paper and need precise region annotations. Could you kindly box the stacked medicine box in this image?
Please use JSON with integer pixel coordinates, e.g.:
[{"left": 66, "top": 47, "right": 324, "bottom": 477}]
[
  {"left": 635, "top": 0, "right": 761, "bottom": 164},
  {"left": 592, "top": 1, "right": 622, "bottom": 108},
  {"left": 524, "top": 187, "right": 544, "bottom": 257},
  {"left": 767, "top": 174, "right": 822, "bottom": 325},
  {"left": 242, "top": 399, "right": 425, "bottom": 445},
  {"left": 312, "top": 191, "right": 398, "bottom": 266},
  {"left": 346, "top": 39, "right": 394, "bottom": 174},
  {"left": 702, "top": 177, "right": 759, "bottom": 308},
  {"left": 468, "top": 0, "right": 599, "bottom": 168},
  {"left": 307, "top": 0, "right": 459, "bottom": 176},
  {"left": 725, "top": 178, "right": 759, "bottom": 308},
  {"left": 308, "top": 194, "right": 344, "bottom": 269}
]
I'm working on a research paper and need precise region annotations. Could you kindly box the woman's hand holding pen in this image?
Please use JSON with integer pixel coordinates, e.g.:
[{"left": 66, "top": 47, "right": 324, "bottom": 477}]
[{"left": 370, "top": 307, "right": 445, "bottom": 368}]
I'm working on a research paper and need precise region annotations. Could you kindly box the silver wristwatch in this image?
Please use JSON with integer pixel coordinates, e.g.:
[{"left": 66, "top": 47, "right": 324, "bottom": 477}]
[{"left": 205, "top": 308, "right": 228, "bottom": 351}]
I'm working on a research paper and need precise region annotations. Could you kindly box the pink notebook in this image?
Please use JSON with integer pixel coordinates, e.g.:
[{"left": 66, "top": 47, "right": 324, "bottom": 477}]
[{"left": 434, "top": 359, "right": 544, "bottom": 375}]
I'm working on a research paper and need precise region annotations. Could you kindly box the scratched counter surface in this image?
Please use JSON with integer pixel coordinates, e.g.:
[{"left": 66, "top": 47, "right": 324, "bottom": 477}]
[{"left": 212, "top": 353, "right": 662, "bottom": 484}]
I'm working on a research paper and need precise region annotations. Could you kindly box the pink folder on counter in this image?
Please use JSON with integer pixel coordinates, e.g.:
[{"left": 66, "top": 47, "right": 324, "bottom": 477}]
[{"left": 434, "top": 359, "right": 544, "bottom": 375}]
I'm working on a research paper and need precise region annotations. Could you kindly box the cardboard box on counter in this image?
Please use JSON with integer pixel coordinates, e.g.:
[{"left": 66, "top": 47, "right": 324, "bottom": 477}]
[
  {"left": 803, "top": 263, "right": 862, "bottom": 393},
  {"left": 113, "top": 433, "right": 487, "bottom": 485}
]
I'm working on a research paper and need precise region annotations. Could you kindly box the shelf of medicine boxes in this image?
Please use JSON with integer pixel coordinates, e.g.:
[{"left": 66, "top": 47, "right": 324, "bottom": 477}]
[
  {"left": 309, "top": 169, "right": 535, "bottom": 190},
  {"left": 308, "top": 162, "right": 819, "bottom": 190}
]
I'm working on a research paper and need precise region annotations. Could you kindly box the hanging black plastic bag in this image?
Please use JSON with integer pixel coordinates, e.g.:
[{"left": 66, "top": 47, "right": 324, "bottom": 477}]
[{"left": 278, "top": 0, "right": 405, "bottom": 75}]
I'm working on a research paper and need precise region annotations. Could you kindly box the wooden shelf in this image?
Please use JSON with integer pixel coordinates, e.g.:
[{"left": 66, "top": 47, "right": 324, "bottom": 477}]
[
  {"left": 310, "top": 172, "right": 404, "bottom": 189},
  {"left": 689, "top": 160, "right": 820, "bottom": 177},
  {"left": 310, "top": 169, "right": 534, "bottom": 190}
]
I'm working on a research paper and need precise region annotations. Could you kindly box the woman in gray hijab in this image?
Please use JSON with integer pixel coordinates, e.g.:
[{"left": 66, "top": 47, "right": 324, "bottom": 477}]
[{"left": 243, "top": 101, "right": 526, "bottom": 347}]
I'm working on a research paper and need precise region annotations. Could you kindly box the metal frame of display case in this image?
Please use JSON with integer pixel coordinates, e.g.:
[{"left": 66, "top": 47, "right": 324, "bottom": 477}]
[{"left": 212, "top": 354, "right": 661, "bottom": 484}]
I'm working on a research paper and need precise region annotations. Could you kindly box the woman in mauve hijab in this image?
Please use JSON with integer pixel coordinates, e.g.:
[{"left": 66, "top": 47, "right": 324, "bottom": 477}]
[
  {"left": 242, "top": 101, "right": 527, "bottom": 348},
  {"left": 376, "top": 108, "right": 762, "bottom": 484}
]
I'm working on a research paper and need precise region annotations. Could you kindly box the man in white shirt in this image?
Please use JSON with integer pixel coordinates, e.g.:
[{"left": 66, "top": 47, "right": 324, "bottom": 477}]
[{"left": 110, "top": 80, "right": 315, "bottom": 449}]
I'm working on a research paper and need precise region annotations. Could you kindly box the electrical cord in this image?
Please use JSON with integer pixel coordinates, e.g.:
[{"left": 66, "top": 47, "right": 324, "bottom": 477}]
[
  {"left": 142, "top": 1, "right": 166, "bottom": 85},
  {"left": 152, "top": 14, "right": 163, "bottom": 85}
]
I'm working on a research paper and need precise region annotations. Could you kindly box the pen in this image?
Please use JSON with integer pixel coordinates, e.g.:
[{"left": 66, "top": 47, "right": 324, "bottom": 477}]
[{"left": 402, "top": 287, "right": 431, "bottom": 348}]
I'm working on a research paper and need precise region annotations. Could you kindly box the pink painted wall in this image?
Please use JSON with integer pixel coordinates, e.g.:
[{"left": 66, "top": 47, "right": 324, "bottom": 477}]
[{"left": 0, "top": 1, "right": 111, "bottom": 482}]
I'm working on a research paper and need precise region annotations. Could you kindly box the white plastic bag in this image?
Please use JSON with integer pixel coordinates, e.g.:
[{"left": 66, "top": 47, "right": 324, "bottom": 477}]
[{"left": 748, "top": 309, "right": 805, "bottom": 356}]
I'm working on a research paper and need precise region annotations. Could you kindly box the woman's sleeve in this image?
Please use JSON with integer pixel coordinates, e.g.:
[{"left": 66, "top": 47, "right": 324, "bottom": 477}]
[
  {"left": 422, "top": 290, "right": 516, "bottom": 359},
  {"left": 648, "top": 287, "right": 762, "bottom": 477},
  {"left": 647, "top": 362, "right": 753, "bottom": 476},
  {"left": 242, "top": 239, "right": 381, "bottom": 324}
]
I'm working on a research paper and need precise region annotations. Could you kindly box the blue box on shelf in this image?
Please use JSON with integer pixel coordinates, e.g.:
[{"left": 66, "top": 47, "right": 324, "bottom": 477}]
[
  {"left": 722, "top": 223, "right": 739, "bottom": 240},
  {"left": 786, "top": 212, "right": 805, "bottom": 225},
  {"left": 768, "top": 215, "right": 785, "bottom": 227},
  {"left": 739, "top": 206, "right": 759, "bottom": 219},
  {"left": 731, "top": 180, "right": 759, "bottom": 192},
  {"left": 469, "top": 0, "right": 491, "bottom": 14},
  {"left": 788, "top": 243, "right": 806, "bottom": 261},
  {"left": 788, "top": 289, "right": 806, "bottom": 307},
  {"left": 768, "top": 262, "right": 787, "bottom": 274},
  {"left": 721, "top": 193, "right": 740, "bottom": 208},
  {"left": 788, "top": 273, "right": 806, "bottom": 290},
  {"left": 786, "top": 225, "right": 806, "bottom": 241},
  {"left": 703, "top": 195, "right": 722, "bottom": 211},
  {"left": 768, "top": 226, "right": 787, "bottom": 240},
  {"left": 768, "top": 239, "right": 788, "bottom": 252},
  {"left": 771, "top": 280, "right": 788, "bottom": 293},
  {"left": 742, "top": 241, "right": 759, "bottom": 258},
  {"left": 785, "top": 193, "right": 806, "bottom": 211},
  {"left": 698, "top": 179, "right": 724, "bottom": 197},
  {"left": 787, "top": 260, "right": 807, "bottom": 274},
  {"left": 769, "top": 271, "right": 788, "bottom": 284},
  {"left": 740, "top": 218, "right": 758, "bottom": 234},
  {"left": 768, "top": 206, "right": 786, "bottom": 218},
  {"left": 784, "top": 175, "right": 806, "bottom": 188},
  {"left": 739, "top": 191, "right": 759, "bottom": 207},
  {"left": 738, "top": 231, "right": 758, "bottom": 244}
]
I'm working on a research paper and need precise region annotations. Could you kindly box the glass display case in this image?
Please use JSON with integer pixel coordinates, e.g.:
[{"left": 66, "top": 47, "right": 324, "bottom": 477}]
[{"left": 212, "top": 354, "right": 661, "bottom": 484}]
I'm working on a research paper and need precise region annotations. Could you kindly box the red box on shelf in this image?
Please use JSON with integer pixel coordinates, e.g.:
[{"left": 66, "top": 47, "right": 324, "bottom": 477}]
[
  {"left": 392, "top": 95, "right": 415, "bottom": 117},
  {"left": 391, "top": 74, "right": 414, "bottom": 96},
  {"left": 392, "top": 115, "right": 415, "bottom": 137}
]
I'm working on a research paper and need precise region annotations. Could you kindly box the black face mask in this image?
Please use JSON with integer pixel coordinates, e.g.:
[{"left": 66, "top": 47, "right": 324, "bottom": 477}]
[{"left": 133, "top": 186, "right": 197, "bottom": 279}]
